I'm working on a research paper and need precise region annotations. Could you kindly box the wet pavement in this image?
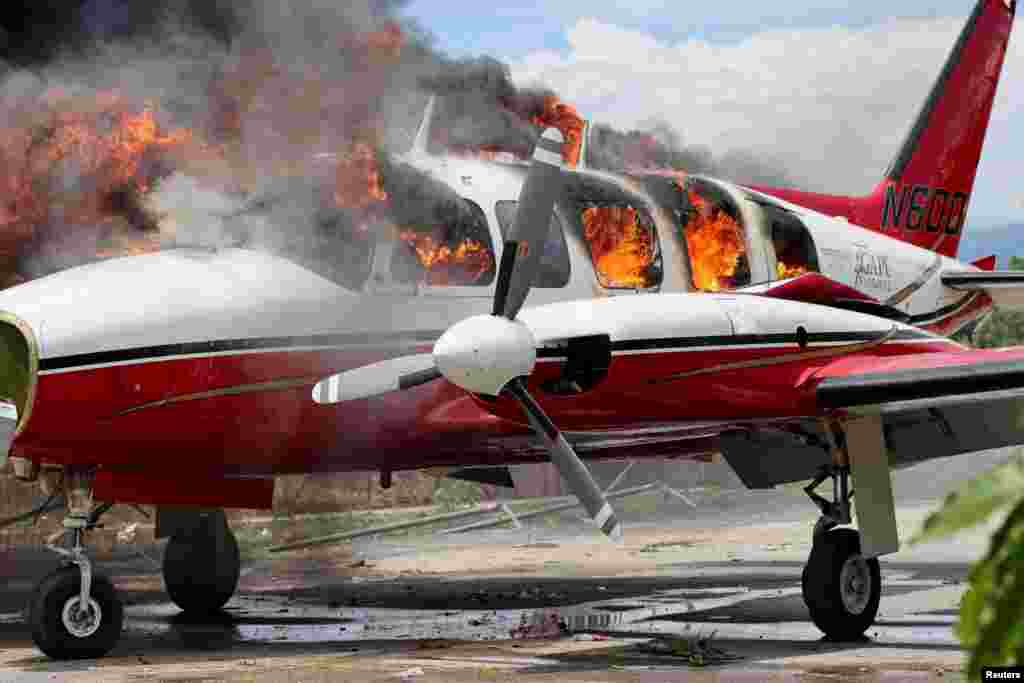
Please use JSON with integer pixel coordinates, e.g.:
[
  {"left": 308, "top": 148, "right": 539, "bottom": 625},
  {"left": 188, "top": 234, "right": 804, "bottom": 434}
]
[
  {"left": 0, "top": 450, "right": 1009, "bottom": 681},
  {"left": 0, "top": 527, "right": 975, "bottom": 682}
]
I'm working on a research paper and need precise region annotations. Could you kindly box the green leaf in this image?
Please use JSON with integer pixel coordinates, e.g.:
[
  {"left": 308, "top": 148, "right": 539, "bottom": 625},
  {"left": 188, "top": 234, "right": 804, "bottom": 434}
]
[
  {"left": 910, "top": 454, "right": 1024, "bottom": 545},
  {"left": 966, "top": 539, "right": 1024, "bottom": 679}
]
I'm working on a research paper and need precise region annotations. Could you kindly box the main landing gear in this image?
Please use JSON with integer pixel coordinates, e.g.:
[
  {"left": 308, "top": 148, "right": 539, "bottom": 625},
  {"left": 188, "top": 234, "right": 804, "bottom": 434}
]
[
  {"left": 161, "top": 509, "right": 240, "bottom": 615},
  {"left": 29, "top": 469, "right": 123, "bottom": 660},
  {"left": 801, "top": 464, "right": 881, "bottom": 640}
]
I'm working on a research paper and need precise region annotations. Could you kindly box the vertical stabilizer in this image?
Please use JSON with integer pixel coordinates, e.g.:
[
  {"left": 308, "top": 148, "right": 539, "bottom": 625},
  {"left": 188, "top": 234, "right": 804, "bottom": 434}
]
[{"left": 750, "top": 0, "right": 1016, "bottom": 258}]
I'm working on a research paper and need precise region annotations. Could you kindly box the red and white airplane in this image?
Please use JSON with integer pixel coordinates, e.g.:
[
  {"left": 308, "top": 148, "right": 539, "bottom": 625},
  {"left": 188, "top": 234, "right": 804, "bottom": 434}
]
[{"left": 0, "top": 0, "right": 1019, "bottom": 660}]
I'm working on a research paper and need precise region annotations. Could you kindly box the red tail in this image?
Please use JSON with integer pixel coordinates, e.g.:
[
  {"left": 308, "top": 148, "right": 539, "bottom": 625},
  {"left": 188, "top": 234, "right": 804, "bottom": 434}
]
[{"left": 751, "top": 0, "right": 1016, "bottom": 258}]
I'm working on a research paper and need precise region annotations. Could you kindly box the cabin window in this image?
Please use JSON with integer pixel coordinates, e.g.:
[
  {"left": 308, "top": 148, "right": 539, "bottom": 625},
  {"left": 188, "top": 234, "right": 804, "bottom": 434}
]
[
  {"left": 494, "top": 201, "right": 570, "bottom": 288},
  {"left": 767, "top": 207, "right": 819, "bottom": 280},
  {"left": 390, "top": 198, "right": 496, "bottom": 287},
  {"left": 576, "top": 201, "right": 662, "bottom": 289},
  {"left": 679, "top": 179, "right": 751, "bottom": 292}
]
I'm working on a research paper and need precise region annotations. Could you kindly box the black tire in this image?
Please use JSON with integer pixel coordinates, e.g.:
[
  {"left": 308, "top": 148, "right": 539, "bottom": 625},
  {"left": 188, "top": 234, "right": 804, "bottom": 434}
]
[
  {"left": 29, "top": 566, "right": 123, "bottom": 660},
  {"left": 801, "top": 527, "right": 881, "bottom": 640},
  {"left": 162, "top": 514, "right": 240, "bottom": 615}
]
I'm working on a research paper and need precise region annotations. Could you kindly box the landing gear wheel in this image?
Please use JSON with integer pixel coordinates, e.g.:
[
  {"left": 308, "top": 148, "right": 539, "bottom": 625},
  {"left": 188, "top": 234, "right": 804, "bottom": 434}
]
[
  {"left": 163, "top": 515, "right": 240, "bottom": 615},
  {"left": 29, "top": 566, "right": 123, "bottom": 660},
  {"left": 802, "top": 527, "right": 881, "bottom": 640}
]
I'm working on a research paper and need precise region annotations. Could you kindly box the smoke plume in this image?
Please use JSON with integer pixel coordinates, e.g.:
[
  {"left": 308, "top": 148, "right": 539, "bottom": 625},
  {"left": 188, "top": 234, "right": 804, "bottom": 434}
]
[{"left": 0, "top": 0, "right": 795, "bottom": 286}]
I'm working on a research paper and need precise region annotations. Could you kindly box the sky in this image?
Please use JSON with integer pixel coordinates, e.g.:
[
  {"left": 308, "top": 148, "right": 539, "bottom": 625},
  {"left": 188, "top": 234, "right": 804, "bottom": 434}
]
[{"left": 403, "top": 1, "right": 1023, "bottom": 230}]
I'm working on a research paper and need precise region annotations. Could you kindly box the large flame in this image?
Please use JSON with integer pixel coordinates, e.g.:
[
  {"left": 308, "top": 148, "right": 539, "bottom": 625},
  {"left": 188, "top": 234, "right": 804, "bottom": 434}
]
[
  {"left": 530, "top": 96, "right": 584, "bottom": 168},
  {"left": 683, "top": 189, "right": 746, "bottom": 292},
  {"left": 0, "top": 90, "right": 198, "bottom": 275},
  {"left": 581, "top": 205, "right": 656, "bottom": 288},
  {"left": 398, "top": 231, "right": 494, "bottom": 286},
  {"left": 334, "top": 141, "right": 388, "bottom": 211}
]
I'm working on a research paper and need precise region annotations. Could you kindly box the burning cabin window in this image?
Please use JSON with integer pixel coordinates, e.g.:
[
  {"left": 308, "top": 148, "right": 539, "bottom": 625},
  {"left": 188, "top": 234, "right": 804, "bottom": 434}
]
[
  {"left": 768, "top": 208, "right": 819, "bottom": 280},
  {"left": 494, "top": 201, "right": 570, "bottom": 288},
  {"left": 680, "top": 182, "right": 751, "bottom": 292},
  {"left": 578, "top": 203, "right": 662, "bottom": 289},
  {"left": 394, "top": 198, "right": 496, "bottom": 287}
]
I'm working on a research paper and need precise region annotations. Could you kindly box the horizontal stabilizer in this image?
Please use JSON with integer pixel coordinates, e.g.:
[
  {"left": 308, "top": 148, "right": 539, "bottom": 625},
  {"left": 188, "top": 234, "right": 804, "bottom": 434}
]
[
  {"left": 942, "top": 270, "right": 1024, "bottom": 309},
  {"left": 971, "top": 255, "right": 997, "bottom": 271}
]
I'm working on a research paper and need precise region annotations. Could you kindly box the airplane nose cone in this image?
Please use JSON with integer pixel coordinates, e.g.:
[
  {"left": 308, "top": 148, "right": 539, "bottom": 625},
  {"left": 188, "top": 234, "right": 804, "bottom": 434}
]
[{"left": 432, "top": 314, "right": 537, "bottom": 396}]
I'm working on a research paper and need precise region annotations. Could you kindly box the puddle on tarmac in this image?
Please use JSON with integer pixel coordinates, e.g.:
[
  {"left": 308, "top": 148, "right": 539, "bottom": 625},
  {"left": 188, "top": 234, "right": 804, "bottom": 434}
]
[{"left": 118, "top": 582, "right": 958, "bottom": 651}]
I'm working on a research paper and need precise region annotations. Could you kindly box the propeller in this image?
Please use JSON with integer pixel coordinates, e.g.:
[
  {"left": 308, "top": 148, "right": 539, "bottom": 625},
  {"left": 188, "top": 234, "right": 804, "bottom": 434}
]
[{"left": 312, "top": 128, "right": 622, "bottom": 541}]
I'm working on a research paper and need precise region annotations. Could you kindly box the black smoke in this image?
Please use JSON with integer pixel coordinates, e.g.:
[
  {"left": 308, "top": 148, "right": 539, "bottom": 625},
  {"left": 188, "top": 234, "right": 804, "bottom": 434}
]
[{"left": 0, "top": 0, "right": 794, "bottom": 286}]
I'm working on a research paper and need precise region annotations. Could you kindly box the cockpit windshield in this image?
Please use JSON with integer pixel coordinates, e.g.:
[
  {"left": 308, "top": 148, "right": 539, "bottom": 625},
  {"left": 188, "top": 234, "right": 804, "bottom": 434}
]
[{"left": 288, "top": 159, "right": 497, "bottom": 291}]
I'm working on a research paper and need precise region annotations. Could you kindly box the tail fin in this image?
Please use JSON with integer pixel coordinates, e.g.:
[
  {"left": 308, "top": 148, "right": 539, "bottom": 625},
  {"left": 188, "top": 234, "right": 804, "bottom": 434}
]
[{"left": 751, "top": 0, "right": 1016, "bottom": 258}]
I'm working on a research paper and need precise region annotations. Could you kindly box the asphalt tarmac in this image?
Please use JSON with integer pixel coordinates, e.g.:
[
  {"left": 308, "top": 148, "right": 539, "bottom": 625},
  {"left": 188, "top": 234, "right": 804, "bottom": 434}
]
[{"left": 0, "top": 448, "right": 1014, "bottom": 682}]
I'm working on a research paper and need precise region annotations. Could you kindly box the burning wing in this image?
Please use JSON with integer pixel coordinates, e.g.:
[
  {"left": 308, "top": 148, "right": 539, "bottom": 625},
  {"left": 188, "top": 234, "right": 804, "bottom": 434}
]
[{"left": 813, "top": 347, "right": 1024, "bottom": 464}]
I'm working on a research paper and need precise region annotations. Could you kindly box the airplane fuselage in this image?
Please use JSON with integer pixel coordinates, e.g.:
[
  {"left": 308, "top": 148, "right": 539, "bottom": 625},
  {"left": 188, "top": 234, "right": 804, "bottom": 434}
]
[{"left": 0, "top": 154, "right": 990, "bottom": 508}]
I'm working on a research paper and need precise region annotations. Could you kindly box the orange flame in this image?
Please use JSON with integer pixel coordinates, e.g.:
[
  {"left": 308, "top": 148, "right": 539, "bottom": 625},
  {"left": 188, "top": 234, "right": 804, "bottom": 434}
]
[
  {"left": 530, "top": 95, "right": 584, "bottom": 168},
  {"left": 398, "top": 231, "right": 494, "bottom": 286},
  {"left": 334, "top": 142, "right": 388, "bottom": 210},
  {"left": 776, "top": 261, "right": 809, "bottom": 279},
  {"left": 684, "top": 189, "right": 745, "bottom": 292},
  {"left": 581, "top": 205, "right": 656, "bottom": 288},
  {"left": 0, "top": 91, "right": 196, "bottom": 266}
]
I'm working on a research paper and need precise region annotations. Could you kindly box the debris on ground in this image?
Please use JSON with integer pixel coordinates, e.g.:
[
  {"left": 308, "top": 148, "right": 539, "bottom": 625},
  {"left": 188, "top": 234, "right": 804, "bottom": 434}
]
[
  {"left": 509, "top": 610, "right": 567, "bottom": 639},
  {"left": 397, "top": 666, "right": 425, "bottom": 679},
  {"left": 117, "top": 523, "right": 139, "bottom": 544},
  {"left": 637, "top": 631, "right": 743, "bottom": 666}
]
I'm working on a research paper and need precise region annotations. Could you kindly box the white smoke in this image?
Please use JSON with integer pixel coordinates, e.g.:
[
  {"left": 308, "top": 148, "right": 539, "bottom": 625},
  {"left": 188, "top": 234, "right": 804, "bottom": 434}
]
[{"left": 510, "top": 13, "right": 1024, "bottom": 223}]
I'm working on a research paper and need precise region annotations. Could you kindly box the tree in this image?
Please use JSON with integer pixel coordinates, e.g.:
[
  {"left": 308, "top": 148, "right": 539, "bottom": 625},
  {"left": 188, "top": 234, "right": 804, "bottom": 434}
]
[
  {"left": 914, "top": 255, "right": 1024, "bottom": 677},
  {"left": 965, "top": 256, "right": 1024, "bottom": 348},
  {"left": 913, "top": 454, "right": 1024, "bottom": 678}
]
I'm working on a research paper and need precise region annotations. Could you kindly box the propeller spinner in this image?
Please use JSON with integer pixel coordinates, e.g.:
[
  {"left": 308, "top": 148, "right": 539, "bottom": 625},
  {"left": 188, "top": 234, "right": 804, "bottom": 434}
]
[{"left": 312, "top": 128, "right": 623, "bottom": 541}]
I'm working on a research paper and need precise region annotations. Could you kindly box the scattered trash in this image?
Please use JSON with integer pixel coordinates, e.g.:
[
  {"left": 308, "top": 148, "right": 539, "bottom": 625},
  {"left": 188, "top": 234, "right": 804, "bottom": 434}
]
[
  {"left": 397, "top": 666, "right": 424, "bottom": 679},
  {"left": 117, "top": 523, "right": 139, "bottom": 544},
  {"left": 574, "top": 633, "right": 609, "bottom": 641},
  {"left": 637, "top": 632, "right": 742, "bottom": 666},
  {"left": 509, "top": 610, "right": 567, "bottom": 639}
]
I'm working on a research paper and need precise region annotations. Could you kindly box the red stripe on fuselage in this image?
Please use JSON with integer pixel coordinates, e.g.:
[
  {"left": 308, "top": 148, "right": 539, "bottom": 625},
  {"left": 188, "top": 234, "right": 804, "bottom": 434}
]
[{"left": 13, "top": 338, "right": 960, "bottom": 474}]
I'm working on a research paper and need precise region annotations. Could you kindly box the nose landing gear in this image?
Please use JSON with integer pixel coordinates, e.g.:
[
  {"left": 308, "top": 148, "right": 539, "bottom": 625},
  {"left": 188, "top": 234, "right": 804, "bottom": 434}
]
[
  {"left": 801, "top": 465, "right": 881, "bottom": 640},
  {"left": 29, "top": 469, "right": 123, "bottom": 660}
]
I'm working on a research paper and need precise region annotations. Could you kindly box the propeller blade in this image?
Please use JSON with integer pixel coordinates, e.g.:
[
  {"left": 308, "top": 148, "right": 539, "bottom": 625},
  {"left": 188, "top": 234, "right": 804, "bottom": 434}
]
[
  {"left": 505, "top": 378, "right": 623, "bottom": 541},
  {"left": 494, "top": 127, "right": 567, "bottom": 320},
  {"left": 312, "top": 353, "right": 440, "bottom": 404}
]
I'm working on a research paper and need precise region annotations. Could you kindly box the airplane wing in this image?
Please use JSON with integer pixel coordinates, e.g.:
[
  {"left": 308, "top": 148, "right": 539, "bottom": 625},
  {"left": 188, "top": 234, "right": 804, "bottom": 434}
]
[
  {"left": 721, "top": 347, "right": 1024, "bottom": 489},
  {"left": 743, "top": 273, "right": 910, "bottom": 322},
  {"left": 942, "top": 271, "right": 1024, "bottom": 310},
  {"left": 813, "top": 347, "right": 1024, "bottom": 472}
]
